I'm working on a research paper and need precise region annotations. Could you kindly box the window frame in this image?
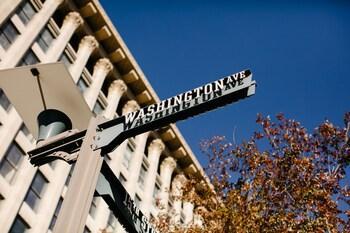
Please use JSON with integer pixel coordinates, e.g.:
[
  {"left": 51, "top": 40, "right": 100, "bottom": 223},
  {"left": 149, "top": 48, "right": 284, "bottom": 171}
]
[
  {"left": 36, "top": 26, "right": 55, "bottom": 52},
  {"left": 0, "top": 88, "right": 11, "bottom": 111},
  {"left": 9, "top": 215, "right": 30, "bottom": 233},
  {"left": 16, "top": 1, "right": 37, "bottom": 25},
  {"left": 0, "top": 20, "right": 20, "bottom": 50},
  {"left": 49, "top": 197, "right": 63, "bottom": 230},
  {"left": 0, "top": 142, "right": 25, "bottom": 183},
  {"left": 19, "top": 49, "right": 39, "bottom": 66},
  {"left": 24, "top": 170, "right": 49, "bottom": 212},
  {"left": 138, "top": 160, "right": 149, "bottom": 190},
  {"left": 122, "top": 141, "right": 135, "bottom": 170}
]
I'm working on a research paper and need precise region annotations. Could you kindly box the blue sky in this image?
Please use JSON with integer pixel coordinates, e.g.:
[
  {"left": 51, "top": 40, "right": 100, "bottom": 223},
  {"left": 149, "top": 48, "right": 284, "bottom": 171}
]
[{"left": 100, "top": 0, "right": 350, "bottom": 166}]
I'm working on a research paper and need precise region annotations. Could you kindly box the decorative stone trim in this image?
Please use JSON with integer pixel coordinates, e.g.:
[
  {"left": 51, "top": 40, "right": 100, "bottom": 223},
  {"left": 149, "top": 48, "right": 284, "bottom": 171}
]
[
  {"left": 63, "top": 12, "right": 83, "bottom": 28},
  {"left": 79, "top": 35, "right": 98, "bottom": 50},
  {"left": 94, "top": 58, "right": 113, "bottom": 74},
  {"left": 122, "top": 100, "right": 139, "bottom": 114},
  {"left": 108, "top": 79, "right": 127, "bottom": 95}
]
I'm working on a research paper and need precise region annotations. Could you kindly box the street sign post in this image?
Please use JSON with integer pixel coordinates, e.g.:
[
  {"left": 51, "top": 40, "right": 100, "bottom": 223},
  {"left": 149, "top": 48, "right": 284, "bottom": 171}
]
[{"left": 0, "top": 63, "right": 256, "bottom": 233}]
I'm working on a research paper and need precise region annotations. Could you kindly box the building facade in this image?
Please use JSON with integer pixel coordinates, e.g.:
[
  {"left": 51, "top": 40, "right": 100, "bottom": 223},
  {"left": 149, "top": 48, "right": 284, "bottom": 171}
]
[{"left": 0, "top": 0, "right": 205, "bottom": 232}]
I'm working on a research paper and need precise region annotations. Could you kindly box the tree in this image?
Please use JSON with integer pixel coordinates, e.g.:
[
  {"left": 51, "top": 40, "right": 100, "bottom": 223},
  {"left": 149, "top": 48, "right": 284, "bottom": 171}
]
[{"left": 154, "top": 112, "right": 350, "bottom": 233}]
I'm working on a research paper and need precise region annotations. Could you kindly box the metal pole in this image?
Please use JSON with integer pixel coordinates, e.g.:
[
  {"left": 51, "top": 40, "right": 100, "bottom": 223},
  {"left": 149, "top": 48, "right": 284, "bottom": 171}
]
[{"left": 53, "top": 116, "right": 103, "bottom": 233}]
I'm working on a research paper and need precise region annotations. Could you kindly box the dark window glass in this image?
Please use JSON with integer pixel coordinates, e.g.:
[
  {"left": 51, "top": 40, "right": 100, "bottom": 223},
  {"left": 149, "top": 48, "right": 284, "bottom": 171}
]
[
  {"left": 59, "top": 52, "right": 72, "bottom": 67},
  {"left": 9, "top": 215, "right": 30, "bottom": 233},
  {"left": 89, "top": 197, "right": 98, "bottom": 218},
  {"left": 0, "top": 193, "right": 4, "bottom": 209},
  {"left": 20, "top": 124, "right": 35, "bottom": 143},
  {"left": 37, "top": 27, "right": 54, "bottom": 52},
  {"left": 0, "top": 143, "right": 25, "bottom": 183},
  {"left": 138, "top": 164, "right": 147, "bottom": 189},
  {"left": 19, "top": 50, "right": 39, "bottom": 66},
  {"left": 16, "top": 1, "right": 36, "bottom": 25},
  {"left": 93, "top": 101, "right": 104, "bottom": 115},
  {"left": 0, "top": 88, "right": 11, "bottom": 111},
  {"left": 77, "top": 78, "right": 88, "bottom": 93},
  {"left": 65, "top": 164, "right": 75, "bottom": 186},
  {"left": 49, "top": 197, "right": 63, "bottom": 230},
  {"left": 122, "top": 143, "right": 133, "bottom": 169},
  {"left": 24, "top": 171, "right": 48, "bottom": 211},
  {"left": 180, "top": 212, "right": 185, "bottom": 224},
  {"left": 0, "top": 21, "right": 19, "bottom": 50},
  {"left": 153, "top": 182, "right": 161, "bottom": 206}
]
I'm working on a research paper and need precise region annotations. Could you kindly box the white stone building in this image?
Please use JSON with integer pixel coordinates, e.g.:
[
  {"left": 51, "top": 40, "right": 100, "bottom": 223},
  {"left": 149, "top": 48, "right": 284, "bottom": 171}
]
[{"left": 0, "top": 0, "right": 205, "bottom": 232}]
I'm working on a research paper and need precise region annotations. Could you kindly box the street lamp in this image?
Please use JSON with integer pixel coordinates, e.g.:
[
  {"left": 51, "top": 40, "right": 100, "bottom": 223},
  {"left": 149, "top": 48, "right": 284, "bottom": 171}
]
[
  {"left": 0, "top": 62, "right": 92, "bottom": 139},
  {"left": 0, "top": 63, "right": 256, "bottom": 233}
]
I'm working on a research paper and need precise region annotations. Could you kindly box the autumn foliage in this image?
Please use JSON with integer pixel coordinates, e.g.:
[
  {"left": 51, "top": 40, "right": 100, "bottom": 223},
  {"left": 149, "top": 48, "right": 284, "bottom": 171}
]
[{"left": 155, "top": 113, "right": 350, "bottom": 233}]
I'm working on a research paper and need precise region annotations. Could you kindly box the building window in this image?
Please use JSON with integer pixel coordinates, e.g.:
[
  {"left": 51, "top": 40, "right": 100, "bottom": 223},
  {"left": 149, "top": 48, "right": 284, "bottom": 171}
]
[
  {"left": 19, "top": 50, "right": 39, "bottom": 66},
  {"left": 16, "top": 1, "right": 37, "bottom": 25},
  {"left": 77, "top": 78, "right": 88, "bottom": 93},
  {"left": 0, "top": 142, "right": 25, "bottom": 183},
  {"left": 37, "top": 26, "right": 54, "bottom": 52},
  {"left": 20, "top": 124, "right": 35, "bottom": 143},
  {"left": 59, "top": 52, "right": 72, "bottom": 67},
  {"left": 122, "top": 143, "right": 134, "bottom": 170},
  {"left": 168, "top": 197, "right": 173, "bottom": 211},
  {"left": 9, "top": 215, "right": 30, "bottom": 233},
  {"left": 65, "top": 164, "right": 75, "bottom": 186},
  {"left": 49, "top": 197, "right": 63, "bottom": 230},
  {"left": 138, "top": 163, "right": 148, "bottom": 190},
  {"left": 0, "top": 21, "right": 19, "bottom": 50},
  {"left": 0, "top": 193, "right": 4, "bottom": 209},
  {"left": 106, "top": 211, "right": 117, "bottom": 232},
  {"left": 24, "top": 171, "right": 48, "bottom": 212},
  {"left": 0, "top": 88, "right": 11, "bottom": 111},
  {"left": 93, "top": 100, "right": 104, "bottom": 115},
  {"left": 180, "top": 212, "right": 185, "bottom": 224},
  {"left": 89, "top": 197, "right": 98, "bottom": 218},
  {"left": 153, "top": 181, "right": 161, "bottom": 206}
]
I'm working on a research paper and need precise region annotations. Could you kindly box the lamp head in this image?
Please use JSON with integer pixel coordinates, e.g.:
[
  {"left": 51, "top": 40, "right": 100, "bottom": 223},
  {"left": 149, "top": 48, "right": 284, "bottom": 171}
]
[{"left": 37, "top": 109, "right": 72, "bottom": 143}]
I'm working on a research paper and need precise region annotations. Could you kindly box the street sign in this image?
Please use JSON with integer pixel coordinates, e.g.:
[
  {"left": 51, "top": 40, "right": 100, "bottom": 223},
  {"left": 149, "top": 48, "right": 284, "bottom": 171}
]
[
  {"left": 97, "top": 161, "right": 157, "bottom": 233},
  {"left": 28, "top": 69, "right": 256, "bottom": 165}
]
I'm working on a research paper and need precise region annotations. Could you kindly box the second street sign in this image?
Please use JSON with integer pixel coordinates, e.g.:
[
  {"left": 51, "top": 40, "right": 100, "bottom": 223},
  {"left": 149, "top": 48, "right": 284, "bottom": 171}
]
[{"left": 97, "top": 162, "right": 157, "bottom": 233}]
